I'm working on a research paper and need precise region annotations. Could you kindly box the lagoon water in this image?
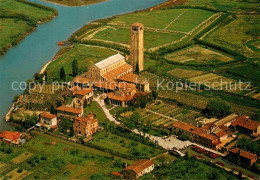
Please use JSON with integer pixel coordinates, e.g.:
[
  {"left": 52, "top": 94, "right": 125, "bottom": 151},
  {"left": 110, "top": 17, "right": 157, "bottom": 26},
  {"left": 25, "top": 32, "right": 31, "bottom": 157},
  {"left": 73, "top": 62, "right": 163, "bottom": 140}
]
[{"left": 0, "top": 0, "right": 167, "bottom": 130}]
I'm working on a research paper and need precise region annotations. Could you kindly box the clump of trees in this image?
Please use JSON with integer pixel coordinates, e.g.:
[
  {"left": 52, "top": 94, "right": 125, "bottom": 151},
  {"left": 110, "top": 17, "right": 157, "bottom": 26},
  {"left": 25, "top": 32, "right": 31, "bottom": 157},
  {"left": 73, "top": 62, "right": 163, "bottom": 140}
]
[
  {"left": 72, "top": 59, "right": 78, "bottom": 76},
  {"left": 60, "top": 66, "right": 66, "bottom": 81},
  {"left": 204, "top": 98, "right": 231, "bottom": 118},
  {"left": 0, "top": 142, "right": 14, "bottom": 154}
]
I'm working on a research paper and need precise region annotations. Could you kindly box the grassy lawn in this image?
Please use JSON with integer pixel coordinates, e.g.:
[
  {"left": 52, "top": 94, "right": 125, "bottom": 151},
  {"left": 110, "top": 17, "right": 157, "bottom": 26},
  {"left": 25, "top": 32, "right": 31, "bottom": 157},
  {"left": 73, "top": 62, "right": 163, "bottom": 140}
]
[
  {"left": 88, "top": 131, "right": 163, "bottom": 158},
  {"left": 84, "top": 101, "right": 108, "bottom": 123},
  {"left": 92, "top": 27, "right": 184, "bottom": 48},
  {"left": 164, "top": 45, "right": 233, "bottom": 64},
  {"left": 0, "top": 132, "right": 134, "bottom": 179},
  {"left": 44, "top": 0, "right": 106, "bottom": 6},
  {"left": 204, "top": 15, "right": 260, "bottom": 58},
  {"left": 46, "top": 45, "right": 117, "bottom": 81}
]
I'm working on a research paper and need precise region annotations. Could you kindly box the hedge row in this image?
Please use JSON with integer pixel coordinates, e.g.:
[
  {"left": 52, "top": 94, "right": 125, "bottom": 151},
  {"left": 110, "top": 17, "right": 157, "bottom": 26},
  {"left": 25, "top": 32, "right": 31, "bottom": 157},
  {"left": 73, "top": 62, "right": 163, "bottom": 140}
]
[{"left": 166, "top": 5, "right": 228, "bottom": 13}]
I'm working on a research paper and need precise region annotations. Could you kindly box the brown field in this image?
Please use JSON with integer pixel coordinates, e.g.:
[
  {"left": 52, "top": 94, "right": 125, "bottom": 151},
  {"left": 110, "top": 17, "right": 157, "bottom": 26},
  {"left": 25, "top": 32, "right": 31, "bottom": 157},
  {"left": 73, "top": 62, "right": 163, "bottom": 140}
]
[
  {"left": 0, "top": 168, "right": 31, "bottom": 180},
  {"left": 164, "top": 46, "right": 233, "bottom": 63},
  {"left": 10, "top": 152, "right": 34, "bottom": 164},
  {"left": 168, "top": 68, "right": 206, "bottom": 79}
]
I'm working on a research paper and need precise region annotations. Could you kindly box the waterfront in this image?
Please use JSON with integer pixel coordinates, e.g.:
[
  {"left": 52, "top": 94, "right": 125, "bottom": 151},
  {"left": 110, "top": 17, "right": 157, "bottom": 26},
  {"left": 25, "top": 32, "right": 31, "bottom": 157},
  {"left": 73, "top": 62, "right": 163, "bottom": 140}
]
[{"left": 0, "top": 0, "right": 167, "bottom": 130}]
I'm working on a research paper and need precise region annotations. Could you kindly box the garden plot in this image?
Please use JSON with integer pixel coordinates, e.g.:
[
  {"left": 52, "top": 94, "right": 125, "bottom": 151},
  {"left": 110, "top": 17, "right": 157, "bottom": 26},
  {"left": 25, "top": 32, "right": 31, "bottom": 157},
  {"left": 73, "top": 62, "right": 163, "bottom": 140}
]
[
  {"left": 0, "top": 168, "right": 31, "bottom": 180},
  {"left": 165, "top": 46, "right": 233, "bottom": 64},
  {"left": 10, "top": 152, "right": 34, "bottom": 164},
  {"left": 144, "top": 101, "right": 202, "bottom": 126},
  {"left": 168, "top": 68, "right": 206, "bottom": 79}
]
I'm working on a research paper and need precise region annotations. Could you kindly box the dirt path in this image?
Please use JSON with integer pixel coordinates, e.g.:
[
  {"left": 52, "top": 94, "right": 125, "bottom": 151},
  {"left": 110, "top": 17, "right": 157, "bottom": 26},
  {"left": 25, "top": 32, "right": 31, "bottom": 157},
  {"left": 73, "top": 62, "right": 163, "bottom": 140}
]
[{"left": 164, "top": 9, "right": 187, "bottom": 30}]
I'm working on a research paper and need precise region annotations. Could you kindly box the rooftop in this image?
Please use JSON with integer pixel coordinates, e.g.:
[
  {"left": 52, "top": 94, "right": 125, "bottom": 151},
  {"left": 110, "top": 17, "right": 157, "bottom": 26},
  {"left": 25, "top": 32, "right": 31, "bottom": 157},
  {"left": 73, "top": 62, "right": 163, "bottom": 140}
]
[
  {"left": 117, "top": 72, "right": 139, "bottom": 83},
  {"left": 231, "top": 116, "right": 260, "bottom": 131},
  {"left": 229, "top": 148, "right": 258, "bottom": 160},
  {"left": 41, "top": 112, "right": 56, "bottom": 119},
  {"left": 74, "top": 88, "right": 93, "bottom": 96},
  {"left": 72, "top": 76, "right": 90, "bottom": 84},
  {"left": 102, "top": 63, "right": 132, "bottom": 81},
  {"left": 107, "top": 92, "right": 135, "bottom": 102},
  {"left": 123, "top": 159, "right": 154, "bottom": 174},
  {"left": 56, "top": 106, "right": 82, "bottom": 114},
  {"left": 0, "top": 131, "right": 20, "bottom": 141},
  {"left": 214, "top": 114, "right": 238, "bottom": 127},
  {"left": 75, "top": 115, "right": 97, "bottom": 124},
  {"left": 95, "top": 53, "right": 125, "bottom": 70}
]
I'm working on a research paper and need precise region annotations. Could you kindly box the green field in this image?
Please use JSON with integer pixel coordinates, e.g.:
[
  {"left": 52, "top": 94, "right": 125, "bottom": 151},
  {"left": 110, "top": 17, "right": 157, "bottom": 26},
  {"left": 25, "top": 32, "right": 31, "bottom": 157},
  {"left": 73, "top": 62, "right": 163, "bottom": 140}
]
[
  {"left": 0, "top": 18, "right": 32, "bottom": 52},
  {"left": 110, "top": 8, "right": 214, "bottom": 32},
  {"left": 91, "top": 27, "right": 184, "bottom": 48},
  {"left": 84, "top": 101, "right": 108, "bottom": 124},
  {"left": 78, "top": 8, "right": 216, "bottom": 49},
  {"left": 0, "top": 132, "right": 134, "bottom": 179},
  {"left": 46, "top": 45, "right": 117, "bottom": 81},
  {"left": 1, "top": 0, "right": 55, "bottom": 21},
  {"left": 165, "top": 45, "right": 233, "bottom": 64},
  {"left": 204, "top": 15, "right": 260, "bottom": 57}
]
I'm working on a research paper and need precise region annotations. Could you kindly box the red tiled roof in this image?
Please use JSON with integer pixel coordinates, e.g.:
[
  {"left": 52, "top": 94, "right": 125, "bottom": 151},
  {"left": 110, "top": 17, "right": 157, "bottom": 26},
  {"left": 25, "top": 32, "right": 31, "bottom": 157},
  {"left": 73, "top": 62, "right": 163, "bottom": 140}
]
[
  {"left": 231, "top": 116, "right": 260, "bottom": 131},
  {"left": 94, "top": 81, "right": 117, "bottom": 90},
  {"left": 117, "top": 73, "right": 139, "bottom": 83},
  {"left": 215, "top": 130, "right": 229, "bottom": 138},
  {"left": 75, "top": 115, "right": 97, "bottom": 124},
  {"left": 102, "top": 63, "right": 132, "bottom": 81},
  {"left": 69, "top": 86, "right": 82, "bottom": 93},
  {"left": 41, "top": 112, "right": 56, "bottom": 119},
  {"left": 0, "top": 131, "right": 20, "bottom": 142},
  {"left": 56, "top": 106, "right": 82, "bottom": 114},
  {"left": 123, "top": 159, "right": 154, "bottom": 174},
  {"left": 111, "top": 172, "right": 123, "bottom": 177},
  {"left": 74, "top": 88, "right": 93, "bottom": 96},
  {"left": 72, "top": 76, "right": 90, "bottom": 84},
  {"left": 229, "top": 148, "right": 258, "bottom": 160},
  {"left": 107, "top": 92, "right": 135, "bottom": 102},
  {"left": 117, "top": 82, "right": 136, "bottom": 90}
]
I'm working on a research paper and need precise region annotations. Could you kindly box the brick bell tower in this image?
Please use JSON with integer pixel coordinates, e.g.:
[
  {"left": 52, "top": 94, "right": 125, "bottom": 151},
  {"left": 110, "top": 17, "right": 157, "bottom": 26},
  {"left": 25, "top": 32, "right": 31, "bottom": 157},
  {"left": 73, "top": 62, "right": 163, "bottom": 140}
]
[{"left": 130, "top": 23, "right": 144, "bottom": 73}]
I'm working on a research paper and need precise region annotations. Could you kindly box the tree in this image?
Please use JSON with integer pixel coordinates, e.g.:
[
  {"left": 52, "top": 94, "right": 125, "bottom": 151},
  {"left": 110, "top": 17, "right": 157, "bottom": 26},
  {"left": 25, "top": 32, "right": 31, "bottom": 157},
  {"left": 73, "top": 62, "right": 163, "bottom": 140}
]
[
  {"left": 13, "top": 94, "right": 20, "bottom": 102},
  {"left": 60, "top": 66, "right": 66, "bottom": 81},
  {"left": 151, "top": 90, "right": 158, "bottom": 100},
  {"left": 57, "top": 100, "right": 62, "bottom": 108},
  {"left": 72, "top": 59, "right": 78, "bottom": 76},
  {"left": 238, "top": 170, "right": 243, "bottom": 179},
  {"left": 135, "top": 62, "right": 139, "bottom": 74},
  {"left": 34, "top": 73, "right": 40, "bottom": 81},
  {"left": 44, "top": 71, "right": 48, "bottom": 81},
  {"left": 205, "top": 98, "right": 231, "bottom": 118},
  {"left": 50, "top": 105, "right": 55, "bottom": 114}
]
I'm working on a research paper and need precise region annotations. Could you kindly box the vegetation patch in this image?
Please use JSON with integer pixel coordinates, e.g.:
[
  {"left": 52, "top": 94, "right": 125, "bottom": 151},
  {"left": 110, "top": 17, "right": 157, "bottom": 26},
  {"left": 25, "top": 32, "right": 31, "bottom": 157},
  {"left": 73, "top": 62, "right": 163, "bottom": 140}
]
[
  {"left": 168, "top": 68, "right": 206, "bottom": 79},
  {"left": 44, "top": 0, "right": 106, "bottom": 6},
  {"left": 10, "top": 152, "right": 34, "bottom": 164}
]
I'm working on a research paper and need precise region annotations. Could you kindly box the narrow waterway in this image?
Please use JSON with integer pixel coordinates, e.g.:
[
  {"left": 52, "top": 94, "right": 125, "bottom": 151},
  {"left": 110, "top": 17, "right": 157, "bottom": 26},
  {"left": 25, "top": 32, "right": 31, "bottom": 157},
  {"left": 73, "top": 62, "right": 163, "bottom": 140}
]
[{"left": 0, "top": 0, "right": 167, "bottom": 130}]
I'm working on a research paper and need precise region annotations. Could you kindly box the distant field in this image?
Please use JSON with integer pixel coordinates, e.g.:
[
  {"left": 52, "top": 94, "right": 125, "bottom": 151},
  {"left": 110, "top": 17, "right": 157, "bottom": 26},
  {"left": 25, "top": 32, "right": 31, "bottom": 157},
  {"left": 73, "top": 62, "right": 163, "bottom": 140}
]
[
  {"left": 90, "top": 26, "right": 184, "bottom": 48},
  {"left": 79, "top": 8, "right": 216, "bottom": 49},
  {"left": 165, "top": 46, "right": 233, "bottom": 64},
  {"left": 46, "top": 45, "right": 117, "bottom": 81},
  {"left": 204, "top": 15, "right": 260, "bottom": 58},
  {"left": 181, "top": 0, "right": 259, "bottom": 12},
  {"left": 44, "top": 0, "right": 105, "bottom": 6}
]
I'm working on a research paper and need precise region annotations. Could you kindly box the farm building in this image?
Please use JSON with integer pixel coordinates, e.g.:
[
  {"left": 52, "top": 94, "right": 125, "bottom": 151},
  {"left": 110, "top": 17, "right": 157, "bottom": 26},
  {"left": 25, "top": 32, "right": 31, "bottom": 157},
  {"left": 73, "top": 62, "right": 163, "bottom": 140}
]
[
  {"left": 56, "top": 105, "right": 83, "bottom": 119},
  {"left": 72, "top": 88, "right": 94, "bottom": 108},
  {"left": 228, "top": 148, "right": 258, "bottom": 167},
  {"left": 123, "top": 159, "right": 154, "bottom": 179},
  {"left": 230, "top": 116, "right": 260, "bottom": 136}
]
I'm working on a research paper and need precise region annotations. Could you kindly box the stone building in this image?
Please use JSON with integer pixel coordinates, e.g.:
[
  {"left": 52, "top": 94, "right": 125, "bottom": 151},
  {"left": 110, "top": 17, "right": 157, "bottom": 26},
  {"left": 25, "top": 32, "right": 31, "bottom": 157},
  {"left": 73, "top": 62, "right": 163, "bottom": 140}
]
[
  {"left": 37, "top": 112, "right": 57, "bottom": 130},
  {"left": 56, "top": 105, "right": 83, "bottom": 119},
  {"left": 72, "top": 88, "right": 94, "bottom": 108},
  {"left": 73, "top": 114, "right": 98, "bottom": 137},
  {"left": 228, "top": 148, "right": 258, "bottom": 167},
  {"left": 130, "top": 23, "right": 144, "bottom": 72}
]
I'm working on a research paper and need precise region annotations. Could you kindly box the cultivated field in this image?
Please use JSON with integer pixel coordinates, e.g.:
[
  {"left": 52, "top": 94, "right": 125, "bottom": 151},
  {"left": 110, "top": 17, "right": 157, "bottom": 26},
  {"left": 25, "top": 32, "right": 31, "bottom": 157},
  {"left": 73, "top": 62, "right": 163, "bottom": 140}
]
[
  {"left": 137, "top": 101, "right": 202, "bottom": 127},
  {"left": 46, "top": 45, "right": 117, "bottom": 81},
  {"left": 204, "top": 15, "right": 260, "bottom": 58},
  {"left": 164, "top": 46, "right": 233, "bottom": 64},
  {"left": 79, "top": 8, "right": 217, "bottom": 50}
]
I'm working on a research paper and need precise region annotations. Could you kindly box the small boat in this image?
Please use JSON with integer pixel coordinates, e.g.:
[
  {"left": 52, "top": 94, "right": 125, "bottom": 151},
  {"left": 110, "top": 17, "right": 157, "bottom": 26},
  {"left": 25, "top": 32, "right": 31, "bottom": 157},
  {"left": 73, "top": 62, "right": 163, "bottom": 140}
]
[{"left": 57, "top": 41, "right": 65, "bottom": 45}]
